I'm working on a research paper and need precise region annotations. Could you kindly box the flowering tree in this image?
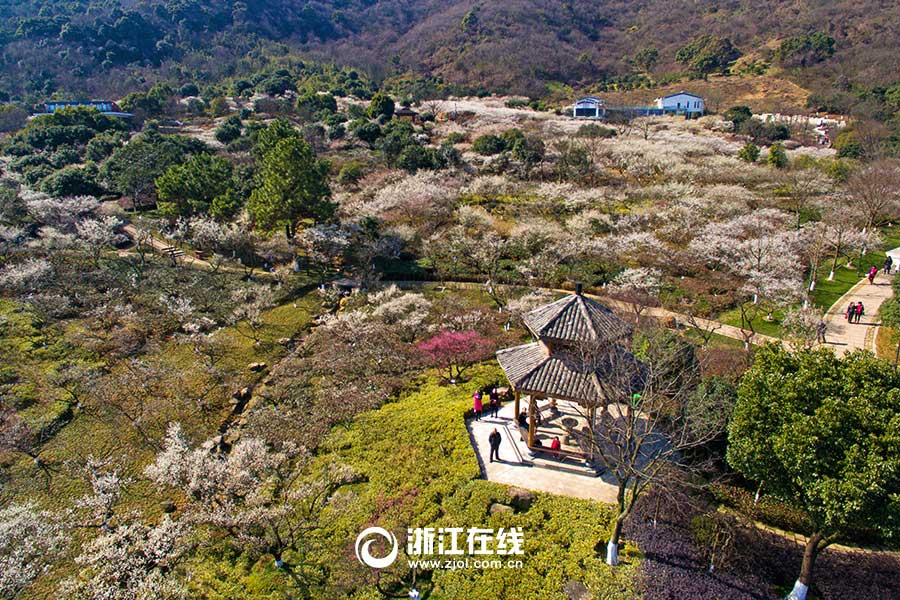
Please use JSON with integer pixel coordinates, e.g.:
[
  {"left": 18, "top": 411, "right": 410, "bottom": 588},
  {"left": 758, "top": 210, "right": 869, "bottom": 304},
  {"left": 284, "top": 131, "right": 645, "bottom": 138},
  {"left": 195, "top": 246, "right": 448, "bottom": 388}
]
[
  {"left": 297, "top": 224, "right": 350, "bottom": 283},
  {"left": 425, "top": 207, "right": 513, "bottom": 307},
  {"left": 356, "top": 171, "right": 458, "bottom": 233},
  {"left": 781, "top": 305, "right": 823, "bottom": 348},
  {"left": 61, "top": 517, "right": 188, "bottom": 600},
  {"left": 228, "top": 284, "right": 276, "bottom": 344},
  {"left": 0, "top": 258, "right": 53, "bottom": 292},
  {"left": 607, "top": 267, "right": 664, "bottom": 317},
  {"left": 75, "top": 215, "right": 125, "bottom": 267},
  {"left": 368, "top": 285, "right": 433, "bottom": 342},
  {"left": 0, "top": 502, "right": 68, "bottom": 598},
  {"left": 146, "top": 423, "right": 355, "bottom": 590},
  {"left": 24, "top": 194, "right": 99, "bottom": 228},
  {"left": 690, "top": 210, "right": 803, "bottom": 345},
  {"left": 416, "top": 329, "right": 493, "bottom": 383}
]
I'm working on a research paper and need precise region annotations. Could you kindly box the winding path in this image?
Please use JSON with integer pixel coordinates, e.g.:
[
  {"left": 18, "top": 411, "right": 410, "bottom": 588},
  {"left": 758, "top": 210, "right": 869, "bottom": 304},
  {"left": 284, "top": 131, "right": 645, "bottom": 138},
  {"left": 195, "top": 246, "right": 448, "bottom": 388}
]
[
  {"left": 822, "top": 267, "right": 896, "bottom": 356},
  {"left": 116, "top": 225, "right": 787, "bottom": 349},
  {"left": 391, "top": 280, "right": 781, "bottom": 347}
]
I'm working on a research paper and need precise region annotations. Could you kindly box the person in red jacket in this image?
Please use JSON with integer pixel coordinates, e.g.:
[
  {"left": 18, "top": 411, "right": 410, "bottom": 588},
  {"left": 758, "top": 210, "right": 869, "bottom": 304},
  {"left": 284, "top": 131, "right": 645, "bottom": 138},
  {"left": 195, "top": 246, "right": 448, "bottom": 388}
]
[
  {"left": 550, "top": 437, "right": 561, "bottom": 451},
  {"left": 472, "top": 390, "right": 483, "bottom": 420}
]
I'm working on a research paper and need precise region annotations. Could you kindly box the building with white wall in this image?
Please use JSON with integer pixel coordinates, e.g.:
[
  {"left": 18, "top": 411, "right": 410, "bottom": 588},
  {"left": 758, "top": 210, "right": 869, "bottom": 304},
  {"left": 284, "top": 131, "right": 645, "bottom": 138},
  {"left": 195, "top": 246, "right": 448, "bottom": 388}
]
[
  {"left": 572, "top": 97, "right": 606, "bottom": 119},
  {"left": 655, "top": 92, "right": 704, "bottom": 115}
]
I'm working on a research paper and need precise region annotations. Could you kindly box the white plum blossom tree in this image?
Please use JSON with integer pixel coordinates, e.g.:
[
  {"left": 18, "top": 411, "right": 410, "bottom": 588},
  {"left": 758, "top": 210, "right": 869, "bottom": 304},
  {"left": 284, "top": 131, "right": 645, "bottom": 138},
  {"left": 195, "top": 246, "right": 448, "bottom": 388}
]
[
  {"left": 297, "top": 224, "right": 351, "bottom": 282},
  {"left": 608, "top": 267, "right": 664, "bottom": 317},
  {"left": 0, "top": 258, "right": 53, "bottom": 292},
  {"left": 61, "top": 517, "right": 188, "bottom": 600},
  {"left": 228, "top": 285, "right": 276, "bottom": 344},
  {"left": 369, "top": 285, "right": 433, "bottom": 341},
  {"left": 75, "top": 216, "right": 125, "bottom": 266},
  {"left": 25, "top": 194, "right": 99, "bottom": 228},
  {"left": 145, "top": 423, "right": 355, "bottom": 588},
  {"left": 690, "top": 209, "right": 803, "bottom": 344},
  {"left": 0, "top": 502, "right": 68, "bottom": 599}
]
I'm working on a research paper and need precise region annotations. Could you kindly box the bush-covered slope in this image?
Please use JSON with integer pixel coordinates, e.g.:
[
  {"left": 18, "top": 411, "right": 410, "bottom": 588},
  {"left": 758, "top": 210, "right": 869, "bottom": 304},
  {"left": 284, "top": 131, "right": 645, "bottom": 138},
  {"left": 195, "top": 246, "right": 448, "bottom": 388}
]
[{"left": 0, "top": 0, "right": 898, "bottom": 116}]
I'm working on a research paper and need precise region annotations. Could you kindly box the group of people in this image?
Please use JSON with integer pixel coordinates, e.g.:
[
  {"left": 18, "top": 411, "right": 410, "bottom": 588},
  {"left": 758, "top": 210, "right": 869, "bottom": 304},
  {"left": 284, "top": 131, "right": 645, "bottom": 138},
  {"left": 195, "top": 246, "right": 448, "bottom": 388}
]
[
  {"left": 472, "top": 388, "right": 501, "bottom": 420},
  {"left": 846, "top": 301, "right": 865, "bottom": 324}
]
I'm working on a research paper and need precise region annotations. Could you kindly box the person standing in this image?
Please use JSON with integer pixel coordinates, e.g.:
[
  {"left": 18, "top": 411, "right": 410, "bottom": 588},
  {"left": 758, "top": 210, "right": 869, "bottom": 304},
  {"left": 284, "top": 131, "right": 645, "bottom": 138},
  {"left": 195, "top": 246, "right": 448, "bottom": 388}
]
[
  {"left": 846, "top": 302, "right": 857, "bottom": 323},
  {"left": 885, "top": 256, "right": 894, "bottom": 275},
  {"left": 868, "top": 266, "right": 878, "bottom": 284},
  {"left": 855, "top": 301, "right": 865, "bottom": 324},
  {"left": 472, "top": 390, "right": 483, "bottom": 421},
  {"left": 488, "top": 428, "right": 502, "bottom": 463},
  {"left": 489, "top": 396, "right": 499, "bottom": 419},
  {"left": 816, "top": 320, "right": 827, "bottom": 344}
]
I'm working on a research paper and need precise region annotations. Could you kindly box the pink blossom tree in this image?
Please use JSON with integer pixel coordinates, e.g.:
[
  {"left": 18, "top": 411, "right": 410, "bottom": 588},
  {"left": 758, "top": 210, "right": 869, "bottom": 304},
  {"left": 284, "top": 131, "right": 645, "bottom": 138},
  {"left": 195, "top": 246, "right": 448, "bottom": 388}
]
[{"left": 416, "top": 329, "right": 493, "bottom": 383}]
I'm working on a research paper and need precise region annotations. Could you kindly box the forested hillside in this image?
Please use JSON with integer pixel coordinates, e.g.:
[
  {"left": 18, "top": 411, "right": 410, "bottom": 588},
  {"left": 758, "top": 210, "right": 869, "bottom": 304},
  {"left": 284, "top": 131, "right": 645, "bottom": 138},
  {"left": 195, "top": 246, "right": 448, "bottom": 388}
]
[{"left": 1, "top": 0, "right": 899, "bottom": 119}]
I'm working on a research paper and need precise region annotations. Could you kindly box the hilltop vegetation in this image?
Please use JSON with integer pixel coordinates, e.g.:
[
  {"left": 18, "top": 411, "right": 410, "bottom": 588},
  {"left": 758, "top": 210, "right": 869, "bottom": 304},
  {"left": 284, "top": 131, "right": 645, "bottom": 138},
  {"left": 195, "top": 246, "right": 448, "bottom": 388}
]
[{"left": 2, "top": 1, "right": 900, "bottom": 124}]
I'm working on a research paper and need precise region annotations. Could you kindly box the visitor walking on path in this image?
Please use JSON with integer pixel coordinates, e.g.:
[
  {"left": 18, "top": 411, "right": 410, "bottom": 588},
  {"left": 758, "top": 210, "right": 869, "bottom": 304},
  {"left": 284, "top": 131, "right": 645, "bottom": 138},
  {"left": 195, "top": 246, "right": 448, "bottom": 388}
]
[
  {"left": 822, "top": 250, "right": 898, "bottom": 356},
  {"left": 488, "top": 428, "right": 502, "bottom": 462},
  {"left": 885, "top": 256, "right": 894, "bottom": 275},
  {"left": 868, "top": 266, "right": 878, "bottom": 284},
  {"left": 473, "top": 390, "right": 483, "bottom": 421},
  {"left": 816, "top": 320, "right": 827, "bottom": 344},
  {"left": 846, "top": 302, "right": 857, "bottom": 323}
]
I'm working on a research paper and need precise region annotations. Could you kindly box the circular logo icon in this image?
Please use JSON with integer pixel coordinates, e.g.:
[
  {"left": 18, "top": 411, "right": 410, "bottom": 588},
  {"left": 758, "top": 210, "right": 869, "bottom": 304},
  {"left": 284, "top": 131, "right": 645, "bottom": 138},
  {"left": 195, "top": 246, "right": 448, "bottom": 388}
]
[{"left": 355, "top": 526, "right": 398, "bottom": 568}]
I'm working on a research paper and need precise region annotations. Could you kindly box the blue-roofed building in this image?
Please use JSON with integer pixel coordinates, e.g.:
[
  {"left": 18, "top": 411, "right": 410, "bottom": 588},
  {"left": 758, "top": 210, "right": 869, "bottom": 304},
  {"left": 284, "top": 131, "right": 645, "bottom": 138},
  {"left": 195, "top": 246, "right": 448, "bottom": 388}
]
[
  {"left": 34, "top": 101, "right": 133, "bottom": 118},
  {"left": 572, "top": 97, "right": 606, "bottom": 119}
]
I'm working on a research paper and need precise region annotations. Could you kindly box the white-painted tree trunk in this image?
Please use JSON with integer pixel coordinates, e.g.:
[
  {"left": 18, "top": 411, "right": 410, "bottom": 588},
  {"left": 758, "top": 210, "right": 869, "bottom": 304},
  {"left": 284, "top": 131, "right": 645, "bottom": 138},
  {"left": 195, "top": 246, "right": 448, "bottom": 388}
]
[
  {"left": 827, "top": 270, "right": 835, "bottom": 281},
  {"left": 786, "top": 580, "right": 808, "bottom": 600},
  {"left": 809, "top": 280, "right": 816, "bottom": 291},
  {"left": 606, "top": 540, "right": 618, "bottom": 566}
]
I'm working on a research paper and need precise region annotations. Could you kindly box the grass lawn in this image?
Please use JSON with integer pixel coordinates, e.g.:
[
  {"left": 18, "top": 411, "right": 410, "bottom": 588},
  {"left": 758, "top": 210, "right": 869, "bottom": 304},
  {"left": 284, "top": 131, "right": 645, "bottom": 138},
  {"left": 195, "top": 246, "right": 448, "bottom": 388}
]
[
  {"left": 715, "top": 306, "right": 786, "bottom": 339},
  {"left": 876, "top": 323, "right": 899, "bottom": 363},
  {"left": 810, "top": 225, "right": 900, "bottom": 311}
]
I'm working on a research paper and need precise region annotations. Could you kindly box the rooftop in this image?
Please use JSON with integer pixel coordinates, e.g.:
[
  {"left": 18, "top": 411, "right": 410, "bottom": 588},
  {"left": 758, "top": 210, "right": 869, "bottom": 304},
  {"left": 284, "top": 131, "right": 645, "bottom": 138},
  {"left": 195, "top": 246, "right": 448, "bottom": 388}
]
[
  {"left": 496, "top": 341, "right": 642, "bottom": 405},
  {"left": 522, "top": 291, "right": 632, "bottom": 344}
]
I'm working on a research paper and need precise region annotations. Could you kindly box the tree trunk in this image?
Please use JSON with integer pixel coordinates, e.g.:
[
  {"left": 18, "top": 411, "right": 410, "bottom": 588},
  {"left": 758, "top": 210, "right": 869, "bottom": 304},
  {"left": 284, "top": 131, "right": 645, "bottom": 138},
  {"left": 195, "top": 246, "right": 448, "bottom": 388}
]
[
  {"left": 787, "top": 532, "right": 824, "bottom": 600},
  {"left": 607, "top": 516, "right": 624, "bottom": 566},
  {"left": 607, "top": 483, "right": 628, "bottom": 566}
]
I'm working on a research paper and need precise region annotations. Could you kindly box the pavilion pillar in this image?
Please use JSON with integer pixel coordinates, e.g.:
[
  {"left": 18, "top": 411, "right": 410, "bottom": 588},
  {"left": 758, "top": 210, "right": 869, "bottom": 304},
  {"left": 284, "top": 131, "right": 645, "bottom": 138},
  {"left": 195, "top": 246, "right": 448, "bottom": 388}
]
[
  {"left": 513, "top": 390, "right": 520, "bottom": 421},
  {"left": 588, "top": 407, "right": 597, "bottom": 461},
  {"left": 527, "top": 396, "right": 537, "bottom": 447}
]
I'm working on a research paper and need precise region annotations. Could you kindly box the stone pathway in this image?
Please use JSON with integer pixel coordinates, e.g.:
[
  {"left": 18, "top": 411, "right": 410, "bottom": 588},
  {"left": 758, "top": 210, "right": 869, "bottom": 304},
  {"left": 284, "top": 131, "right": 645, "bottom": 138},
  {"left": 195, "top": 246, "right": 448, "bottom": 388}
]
[
  {"left": 822, "top": 267, "right": 896, "bottom": 356},
  {"left": 467, "top": 401, "right": 619, "bottom": 503}
]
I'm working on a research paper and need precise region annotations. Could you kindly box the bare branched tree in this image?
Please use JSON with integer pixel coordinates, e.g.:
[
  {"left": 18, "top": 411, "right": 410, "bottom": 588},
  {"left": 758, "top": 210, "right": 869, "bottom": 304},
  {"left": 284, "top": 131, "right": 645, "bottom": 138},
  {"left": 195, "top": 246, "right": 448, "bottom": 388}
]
[{"left": 567, "top": 330, "right": 733, "bottom": 565}]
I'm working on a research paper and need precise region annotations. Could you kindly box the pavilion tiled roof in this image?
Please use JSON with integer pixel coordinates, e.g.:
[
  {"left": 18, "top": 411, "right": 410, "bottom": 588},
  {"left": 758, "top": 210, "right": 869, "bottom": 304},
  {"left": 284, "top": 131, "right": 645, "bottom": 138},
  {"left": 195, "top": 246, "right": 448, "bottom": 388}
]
[
  {"left": 496, "top": 342, "right": 642, "bottom": 405},
  {"left": 496, "top": 342, "right": 600, "bottom": 403},
  {"left": 522, "top": 292, "right": 631, "bottom": 344}
]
